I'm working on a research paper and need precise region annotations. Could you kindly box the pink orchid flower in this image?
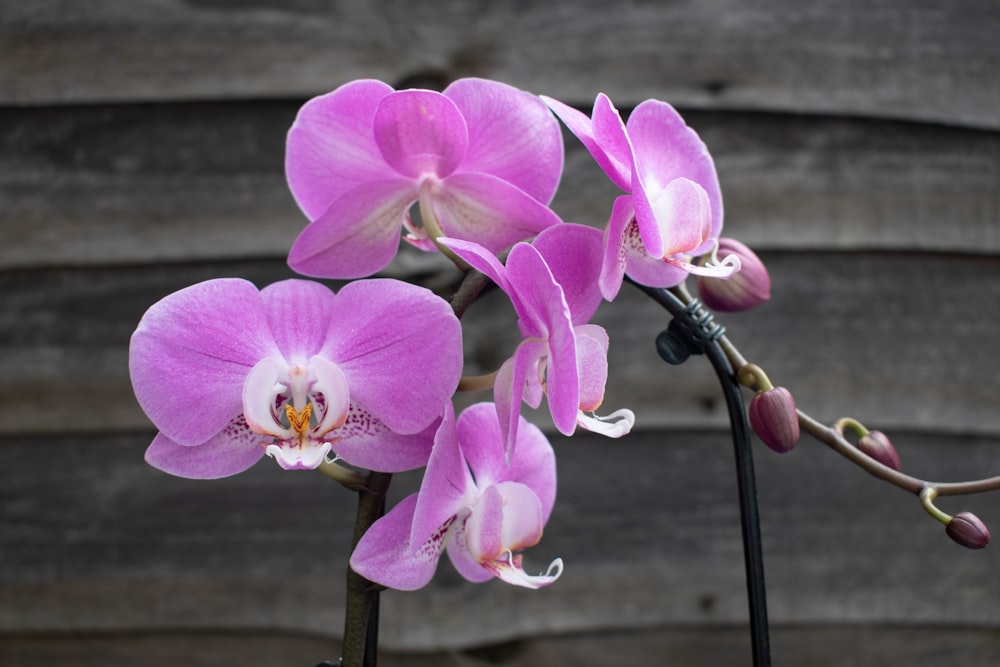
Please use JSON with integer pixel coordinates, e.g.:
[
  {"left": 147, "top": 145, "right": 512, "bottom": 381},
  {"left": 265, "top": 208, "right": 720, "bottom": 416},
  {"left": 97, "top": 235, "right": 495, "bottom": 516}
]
[
  {"left": 129, "top": 278, "right": 462, "bottom": 478},
  {"left": 350, "top": 402, "right": 561, "bottom": 590},
  {"left": 441, "top": 224, "right": 635, "bottom": 459},
  {"left": 285, "top": 78, "right": 564, "bottom": 279},
  {"left": 541, "top": 94, "right": 739, "bottom": 301}
]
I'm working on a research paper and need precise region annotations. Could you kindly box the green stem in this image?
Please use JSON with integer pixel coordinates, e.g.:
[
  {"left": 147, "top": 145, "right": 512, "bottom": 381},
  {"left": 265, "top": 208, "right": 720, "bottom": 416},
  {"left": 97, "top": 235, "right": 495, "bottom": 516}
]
[{"left": 341, "top": 471, "right": 392, "bottom": 667}]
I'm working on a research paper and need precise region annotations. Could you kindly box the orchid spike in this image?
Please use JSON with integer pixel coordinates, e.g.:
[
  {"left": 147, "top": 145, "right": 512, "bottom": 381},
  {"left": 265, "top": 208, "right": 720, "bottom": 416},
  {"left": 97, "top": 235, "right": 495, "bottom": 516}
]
[
  {"left": 129, "top": 278, "right": 462, "bottom": 478},
  {"left": 285, "top": 78, "right": 565, "bottom": 278},
  {"left": 350, "top": 402, "right": 561, "bottom": 590},
  {"left": 442, "top": 224, "right": 635, "bottom": 458},
  {"left": 541, "top": 94, "right": 739, "bottom": 300}
]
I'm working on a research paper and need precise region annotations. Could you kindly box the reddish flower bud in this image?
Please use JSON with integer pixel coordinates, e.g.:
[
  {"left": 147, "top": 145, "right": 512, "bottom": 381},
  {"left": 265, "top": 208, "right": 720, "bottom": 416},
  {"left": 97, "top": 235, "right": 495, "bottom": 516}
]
[
  {"left": 857, "top": 430, "right": 901, "bottom": 471},
  {"left": 697, "top": 238, "right": 771, "bottom": 312},
  {"left": 748, "top": 387, "right": 799, "bottom": 453},
  {"left": 946, "top": 512, "right": 990, "bottom": 549}
]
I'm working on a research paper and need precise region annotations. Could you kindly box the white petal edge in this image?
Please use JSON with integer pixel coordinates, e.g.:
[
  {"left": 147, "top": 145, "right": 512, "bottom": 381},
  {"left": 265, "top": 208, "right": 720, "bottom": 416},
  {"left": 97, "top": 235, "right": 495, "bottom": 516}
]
[{"left": 576, "top": 408, "right": 636, "bottom": 438}]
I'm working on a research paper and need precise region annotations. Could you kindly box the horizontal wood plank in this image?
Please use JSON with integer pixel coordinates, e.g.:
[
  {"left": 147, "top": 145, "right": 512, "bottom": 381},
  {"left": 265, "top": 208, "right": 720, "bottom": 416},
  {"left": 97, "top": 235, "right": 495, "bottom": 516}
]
[
  {"left": 3, "top": 252, "right": 998, "bottom": 436},
  {"left": 3, "top": 429, "right": 1000, "bottom": 651},
  {"left": 2, "top": 1, "right": 998, "bottom": 129},
  {"left": 4, "top": 625, "right": 1000, "bottom": 667},
  {"left": 3, "top": 103, "right": 999, "bottom": 271}
]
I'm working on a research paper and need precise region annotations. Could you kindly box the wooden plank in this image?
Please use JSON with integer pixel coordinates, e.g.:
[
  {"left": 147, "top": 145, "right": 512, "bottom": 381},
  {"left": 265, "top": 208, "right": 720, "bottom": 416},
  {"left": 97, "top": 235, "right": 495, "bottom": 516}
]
[
  {"left": 4, "top": 625, "right": 1000, "bottom": 667},
  {"left": 4, "top": 251, "right": 996, "bottom": 436},
  {"left": 3, "top": 428, "right": 1000, "bottom": 651},
  {"left": 2, "top": 1, "right": 998, "bottom": 129},
  {"left": 3, "top": 103, "right": 999, "bottom": 270}
]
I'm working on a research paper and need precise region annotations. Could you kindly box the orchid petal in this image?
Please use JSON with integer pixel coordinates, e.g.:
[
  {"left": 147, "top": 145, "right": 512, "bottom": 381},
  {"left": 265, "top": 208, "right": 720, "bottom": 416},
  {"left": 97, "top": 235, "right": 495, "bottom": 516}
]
[
  {"left": 242, "top": 357, "right": 288, "bottom": 438},
  {"left": 309, "top": 354, "right": 350, "bottom": 435},
  {"left": 445, "top": 518, "right": 495, "bottom": 583},
  {"left": 445, "top": 78, "right": 563, "bottom": 203},
  {"left": 488, "top": 555, "right": 564, "bottom": 589},
  {"left": 622, "top": 227, "right": 700, "bottom": 289},
  {"left": 350, "top": 494, "right": 447, "bottom": 591},
  {"left": 541, "top": 94, "right": 631, "bottom": 191},
  {"left": 436, "top": 237, "right": 515, "bottom": 297},
  {"left": 626, "top": 99, "right": 723, "bottom": 249},
  {"left": 465, "top": 484, "right": 506, "bottom": 561},
  {"left": 373, "top": 90, "right": 469, "bottom": 179},
  {"left": 144, "top": 419, "right": 265, "bottom": 479},
  {"left": 598, "top": 195, "right": 635, "bottom": 301},
  {"left": 493, "top": 341, "right": 546, "bottom": 460},
  {"left": 531, "top": 223, "right": 604, "bottom": 325},
  {"left": 260, "top": 280, "right": 336, "bottom": 361},
  {"left": 574, "top": 324, "right": 610, "bottom": 412},
  {"left": 287, "top": 178, "right": 417, "bottom": 279},
  {"left": 285, "top": 79, "right": 397, "bottom": 220},
  {"left": 590, "top": 93, "right": 636, "bottom": 191},
  {"left": 333, "top": 402, "right": 439, "bottom": 473},
  {"left": 129, "top": 278, "right": 278, "bottom": 446},
  {"left": 410, "top": 403, "right": 475, "bottom": 548},
  {"left": 322, "top": 279, "right": 462, "bottom": 434},
  {"left": 577, "top": 408, "right": 636, "bottom": 438},
  {"left": 265, "top": 440, "right": 332, "bottom": 471},
  {"left": 430, "top": 172, "right": 562, "bottom": 253},
  {"left": 641, "top": 177, "right": 713, "bottom": 259}
]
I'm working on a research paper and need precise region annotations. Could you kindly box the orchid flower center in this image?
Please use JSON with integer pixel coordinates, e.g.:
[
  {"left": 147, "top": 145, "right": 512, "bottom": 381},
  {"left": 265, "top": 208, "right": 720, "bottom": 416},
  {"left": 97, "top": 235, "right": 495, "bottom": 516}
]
[{"left": 243, "top": 356, "right": 350, "bottom": 471}]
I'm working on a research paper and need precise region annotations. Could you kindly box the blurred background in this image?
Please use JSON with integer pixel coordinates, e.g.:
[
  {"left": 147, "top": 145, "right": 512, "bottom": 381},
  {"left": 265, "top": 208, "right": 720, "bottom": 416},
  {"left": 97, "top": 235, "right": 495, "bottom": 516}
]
[{"left": 2, "top": 1, "right": 999, "bottom": 664}]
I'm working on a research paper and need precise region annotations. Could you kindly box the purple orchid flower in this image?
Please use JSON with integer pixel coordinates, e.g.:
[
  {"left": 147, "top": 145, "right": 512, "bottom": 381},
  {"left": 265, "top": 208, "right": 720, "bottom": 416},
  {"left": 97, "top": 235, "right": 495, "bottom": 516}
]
[
  {"left": 541, "top": 94, "right": 740, "bottom": 301},
  {"left": 441, "top": 224, "right": 635, "bottom": 459},
  {"left": 129, "top": 278, "right": 462, "bottom": 478},
  {"left": 350, "top": 402, "right": 561, "bottom": 590},
  {"left": 285, "top": 78, "right": 564, "bottom": 279}
]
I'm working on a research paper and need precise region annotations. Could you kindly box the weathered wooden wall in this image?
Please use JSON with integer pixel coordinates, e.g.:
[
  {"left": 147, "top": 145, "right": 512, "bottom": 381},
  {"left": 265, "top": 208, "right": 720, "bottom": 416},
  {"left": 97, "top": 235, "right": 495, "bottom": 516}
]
[{"left": 3, "top": 1, "right": 1000, "bottom": 665}]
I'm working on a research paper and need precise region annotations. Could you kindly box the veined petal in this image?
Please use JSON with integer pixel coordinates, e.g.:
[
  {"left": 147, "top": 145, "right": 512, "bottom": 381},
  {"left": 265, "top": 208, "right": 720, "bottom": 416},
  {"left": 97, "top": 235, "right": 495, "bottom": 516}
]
[
  {"left": 322, "top": 279, "right": 462, "bottom": 434},
  {"left": 332, "top": 401, "right": 439, "bottom": 473},
  {"left": 351, "top": 494, "right": 446, "bottom": 591},
  {"left": 590, "top": 93, "right": 636, "bottom": 191},
  {"left": 445, "top": 518, "right": 495, "bottom": 583},
  {"left": 456, "top": 403, "right": 557, "bottom": 520},
  {"left": 622, "top": 220, "right": 691, "bottom": 289},
  {"left": 373, "top": 90, "right": 468, "bottom": 179},
  {"left": 494, "top": 341, "right": 546, "bottom": 460},
  {"left": 145, "top": 418, "right": 265, "bottom": 479},
  {"left": 531, "top": 223, "right": 604, "bottom": 325},
  {"left": 541, "top": 94, "right": 631, "bottom": 191},
  {"left": 287, "top": 178, "right": 418, "bottom": 279},
  {"left": 598, "top": 195, "right": 635, "bottom": 301},
  {"left": 642, "top": 177, "right": 713, "bottom": 259},
  {"left": 286, "top": 79, "right": 397, "bottom": 220},
  {"left": 430, "top": 172, "right": 562, "bottom": 253},
  {"left": 410, "top": 402, "right": 475, "bottom": 548},
  {"left": 626, "top": 99, "right": 723, "bottom": 247},
  {"left": 445, "top": 78, "right": 563, "bottom": 203},
  {"left": 465, "top": 484, "right": 505, "bottom": 561},
  {"left": 437, "top": 237, "right": 515, "bottom": 297},
  {"left": 129, "top": 278, "right": 279, "bottom": 446},
  {"left": 260, "top": 280, "right": 336, "bottom": 361}
]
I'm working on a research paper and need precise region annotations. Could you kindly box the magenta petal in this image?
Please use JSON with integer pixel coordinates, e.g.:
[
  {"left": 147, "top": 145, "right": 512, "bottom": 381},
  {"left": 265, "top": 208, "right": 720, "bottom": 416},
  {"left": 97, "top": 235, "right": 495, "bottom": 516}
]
[
  {"left": 334, "top": 402, "right": 438, "bottom": 472},
  {"left": 144, "top": 420, "right": 265, "bottom": 479},
  {"left": 623, "top": 234, "right": 691, "bottom": 289},
  {"left": 260, "top": 279, "right": 337, "bottom": 360},
  {"left": 351, "top": 494, "right": 443, "bottom": 591},
  {"left": 322, "top": 279, "right": 462, "bottom": 434},
  {"left": 445, "top": 78, "right": 563, "bottom": 203},
  {"left": 437, "top": 237, "right": 514, "bottom": 296},
  {"left": 542, "top": 94, "right": 631, "bottom": 192},
  {"left": 410, "top": 403, "right": 475, "bottom": 547},
  {"left": 457, "top": 403, "right": 556, "bottom": 520},
  {"left": 575, "top": 324, "right": 610, "bottom": 412},
  {"left": 532, "top": 223, "right": 604, "bottom": 325},
  {"left": 129, "top": 278, "right": 278, "bottom": 446},
  {"left": 287, "top": 178, "right": 417, "bottom": 279},
  {"left": 446, "top": 522, "right": 494, "bottom": 583},
  {"left": 465, "top": 484, "right": 505, "bottom": 561},
  {"left": 626, "top": 99, "right": 723, "bottom": 248},
  {"left": 598, "top": 195, "right": 635, "bottom": 301},
  {"left": 494, "top": 342, "right": 545, "bottom": 459},
  {"left": 590, "top": 93, "right": 635, "bottom": 192},
  {"left": 431, "top": 172, "right": 562, "bottom": 253},
  {"left": 286, "top": 79, "right": 397, "bottom": 220},
  {"left": 373, "top": 90, "right": 468, "bottom": 179}
]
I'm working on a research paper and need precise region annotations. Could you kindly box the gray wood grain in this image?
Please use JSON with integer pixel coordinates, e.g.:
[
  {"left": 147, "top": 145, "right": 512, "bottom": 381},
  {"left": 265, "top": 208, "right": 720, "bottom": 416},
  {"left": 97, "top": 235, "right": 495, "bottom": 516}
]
[
  {"left": 2, "top": 1, "right": 998, "bottom": 129},
  {"left": 3, "top": 104, "right": 999, "bottom": 270},
  {"left": 3, "top": 429, "right": 999, "bottom": 651}
]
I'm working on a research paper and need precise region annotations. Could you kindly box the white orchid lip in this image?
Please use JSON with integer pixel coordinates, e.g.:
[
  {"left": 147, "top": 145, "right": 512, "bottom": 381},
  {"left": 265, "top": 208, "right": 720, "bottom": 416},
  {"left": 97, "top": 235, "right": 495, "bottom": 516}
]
[{"left": 243, "top": 355, "right": 350, "bottom": 470}]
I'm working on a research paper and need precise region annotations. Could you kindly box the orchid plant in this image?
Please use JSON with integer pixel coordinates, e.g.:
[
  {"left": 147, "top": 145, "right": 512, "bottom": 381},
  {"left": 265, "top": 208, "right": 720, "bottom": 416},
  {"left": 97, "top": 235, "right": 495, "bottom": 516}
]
[{"left": 129, "top": 76, "right": 998, "bottom": 667}]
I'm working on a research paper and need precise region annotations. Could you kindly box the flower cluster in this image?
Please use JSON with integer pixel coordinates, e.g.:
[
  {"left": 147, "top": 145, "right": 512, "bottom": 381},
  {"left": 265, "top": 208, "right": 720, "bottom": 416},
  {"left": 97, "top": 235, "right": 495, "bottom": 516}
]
[{"left": 129, "top": 77, "right": 768, "bottom": 591}]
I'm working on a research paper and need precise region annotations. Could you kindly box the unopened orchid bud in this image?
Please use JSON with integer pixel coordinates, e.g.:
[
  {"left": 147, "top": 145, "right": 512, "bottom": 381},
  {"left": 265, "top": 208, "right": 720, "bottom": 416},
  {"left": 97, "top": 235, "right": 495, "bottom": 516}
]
[
  {"left": 748, "top": 387, "right": 799, "bottom": 453},
  {"left": 857, "top": 430, "right": 901, "bottom": 471},
  {"left": 945, "top": 512, "right": 990, "bottom": 549},
  {"left": 697, "top": 238, "right": 771, "bottom": 312}
]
